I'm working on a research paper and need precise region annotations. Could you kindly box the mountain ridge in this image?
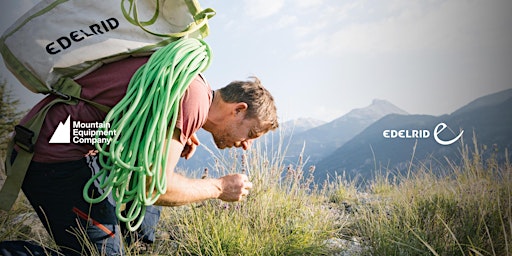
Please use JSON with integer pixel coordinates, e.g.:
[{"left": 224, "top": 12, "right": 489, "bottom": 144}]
[
  {"left": 314, "top": 89, "right": 512, "bottom": 183},
  {"left": 282, "top": 99, "right": 408, "bottom": 164}
]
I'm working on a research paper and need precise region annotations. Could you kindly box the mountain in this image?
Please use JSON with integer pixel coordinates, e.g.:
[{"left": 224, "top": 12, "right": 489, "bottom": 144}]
[
  {"left": 314, "top": 88, "right": 512, "bottom": 183},
  {"left": 452, "top": 89, "right": 512, "bottom": 116},
  {"left": 284, "top": 99, "right": 408, "bottom": 164},
  {"left": 279, "top": 118, "right": 326, "bottom": 135}
]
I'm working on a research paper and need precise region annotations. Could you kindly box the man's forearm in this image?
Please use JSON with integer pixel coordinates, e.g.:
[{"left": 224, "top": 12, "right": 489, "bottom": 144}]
[{"left": 154, "top": 172, "right": 222, "bottom": 206}]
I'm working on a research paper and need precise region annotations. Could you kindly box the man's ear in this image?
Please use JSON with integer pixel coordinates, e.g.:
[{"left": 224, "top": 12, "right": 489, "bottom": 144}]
[{"left": 234, "top": 102, "right": 248, "bottom": 115}]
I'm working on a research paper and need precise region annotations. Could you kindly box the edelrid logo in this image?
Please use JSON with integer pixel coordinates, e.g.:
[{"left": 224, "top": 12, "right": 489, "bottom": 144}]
[
  {"left": 45, "top": 17, "right": 120, "bottom": 55},
  {"left": 382, "top": 122, "right": 464, "bottom": 146}
]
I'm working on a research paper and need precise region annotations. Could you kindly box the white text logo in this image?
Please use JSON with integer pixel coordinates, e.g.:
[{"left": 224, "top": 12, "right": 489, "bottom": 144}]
[
  {"left": 49, "top": 115, "right": 115, "bottom": 144},
  {"left": 383, "top": 122, "right": 464, "bottom": 146}
]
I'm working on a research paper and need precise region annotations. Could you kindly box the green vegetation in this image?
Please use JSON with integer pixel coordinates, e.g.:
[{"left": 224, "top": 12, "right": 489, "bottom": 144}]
[
  {"left": 0, "top": 79, "right": 24, "bottom": 157},
  {"left": 356, "top": 139, "right": 511, "bottom": 256}
]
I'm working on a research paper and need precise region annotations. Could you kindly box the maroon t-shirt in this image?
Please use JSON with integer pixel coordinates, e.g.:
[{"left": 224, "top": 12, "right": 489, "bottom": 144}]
[{"left": 19, "top": 57, "right": 212, "bottom": 163}]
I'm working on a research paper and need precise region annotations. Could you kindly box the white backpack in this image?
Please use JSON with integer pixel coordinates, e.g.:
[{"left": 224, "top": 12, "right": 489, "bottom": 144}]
[{"left": 0, "top": 0, "right": 214, "bottom": 94}]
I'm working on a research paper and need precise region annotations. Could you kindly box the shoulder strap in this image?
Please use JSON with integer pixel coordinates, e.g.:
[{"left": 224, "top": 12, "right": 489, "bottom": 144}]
[
  {"left": 52, "top": 77, "right": 112, "bottom": 113},
  {"left": 0, "top": 77, "right": 111, "bottom": 211},
  {"left": 0, "top": 96, "right": 77, "bottom": 211}
]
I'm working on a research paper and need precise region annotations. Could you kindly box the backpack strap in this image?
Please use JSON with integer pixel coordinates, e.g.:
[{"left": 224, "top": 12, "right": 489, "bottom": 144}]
[
  {"left": 0, "top": 77, "right": 111, "bottom": 211},
  {"left": 52, "top": 77, "right": 112, "bottom": 113},
  {"left": 121, "top": 0, "right": 215, "bottom": 38},
  {"left": 0, "top": 96, "right": 76, "bottom": 210}
]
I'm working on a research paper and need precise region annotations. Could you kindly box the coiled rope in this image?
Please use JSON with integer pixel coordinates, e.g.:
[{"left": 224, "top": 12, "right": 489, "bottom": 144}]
[{"left": 83, "top": 38, "right": 212, "bottom": 231}]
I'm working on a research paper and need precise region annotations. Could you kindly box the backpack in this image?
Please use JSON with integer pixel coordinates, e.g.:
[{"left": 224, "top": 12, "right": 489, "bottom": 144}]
[
  {"left": 0, "top": 0, "right": 215, "bottom": 211},
  {"left": 1, "top": 0, "right": 214, "bottom": 94}
]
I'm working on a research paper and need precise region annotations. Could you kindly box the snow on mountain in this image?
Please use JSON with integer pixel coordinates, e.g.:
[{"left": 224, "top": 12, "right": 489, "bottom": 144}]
[{"left": 279, "top": 117, "right": 327, "bottom": 135}]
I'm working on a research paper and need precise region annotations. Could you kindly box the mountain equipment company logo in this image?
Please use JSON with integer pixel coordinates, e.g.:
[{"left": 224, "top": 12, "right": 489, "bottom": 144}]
[
  {"left": 49, "top": 115, "right": 115, "bottom": 144},
  {"left": 49, "top": 116, "right": 71, "bottom": 143}
]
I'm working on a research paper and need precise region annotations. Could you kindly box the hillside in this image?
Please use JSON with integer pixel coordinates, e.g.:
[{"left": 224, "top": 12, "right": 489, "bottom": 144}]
[
  {"left": 279, "top": 118, "right": 326, "bottom": 135},
  {"left": 284, "top": 99, "right": 407, "bottom": 164}
]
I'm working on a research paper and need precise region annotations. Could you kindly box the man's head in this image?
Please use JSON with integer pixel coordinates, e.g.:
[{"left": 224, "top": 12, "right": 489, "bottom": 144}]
[{"left": 203, "top": 77, "right": 279, "bottom": 150}]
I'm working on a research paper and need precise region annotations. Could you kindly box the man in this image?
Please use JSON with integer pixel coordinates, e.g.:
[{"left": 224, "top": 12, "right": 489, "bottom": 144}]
[{"left": 0, "top": 55, "right": 279, "bottom": 255}]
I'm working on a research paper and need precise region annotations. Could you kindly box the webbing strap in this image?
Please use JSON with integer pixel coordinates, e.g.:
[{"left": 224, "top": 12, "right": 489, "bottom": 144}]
[
  {"left": 121, "top": 0, "right": 215, "bottom": 39},
  {"left": 52, "top": 77, "right": 112, "bottom": 113},
  {"left": 0, "top": 97, "right": 77, "bottom": 211},
  {"left": 0, "top": 77, "right": 111, "bottom": 211}
]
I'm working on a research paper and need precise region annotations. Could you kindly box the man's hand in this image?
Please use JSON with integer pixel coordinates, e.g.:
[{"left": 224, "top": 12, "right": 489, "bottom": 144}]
[
  {"left": 181, "top": 133, "right": 200, "bottom": 159},
  {"left": 218, "top": 174, "right": 253, "bottom": 202},
  {"left": 241, "top": 140, "right": 253, "bottom": 150}
]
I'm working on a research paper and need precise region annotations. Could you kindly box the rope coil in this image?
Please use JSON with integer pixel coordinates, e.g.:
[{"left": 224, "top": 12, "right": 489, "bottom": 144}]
[{"left": 83, "top": 38, "right": 212, "bottom": 231}]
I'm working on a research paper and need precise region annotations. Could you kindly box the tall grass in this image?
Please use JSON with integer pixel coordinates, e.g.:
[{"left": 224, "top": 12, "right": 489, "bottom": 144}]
[
  {"left": 155, "top": 140, "right": 346, "bottom": 255},
  {"left": 0, "top": 192, "right": 60, "bottom": 253},
  {"left": 1, "top": 135, "right": 511, "bottom": 256},
  {"left": 356, "top": 138, "right": 512, "bottom": 255}
]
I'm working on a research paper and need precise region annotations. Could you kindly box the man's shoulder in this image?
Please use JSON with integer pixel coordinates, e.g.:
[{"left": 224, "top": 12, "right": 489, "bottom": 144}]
[
  {"left": 186, "top": 74, "right": 212, "bottom": 101},
  {"left": 194, "top": 73, "right": 211, "bottom": 91}
]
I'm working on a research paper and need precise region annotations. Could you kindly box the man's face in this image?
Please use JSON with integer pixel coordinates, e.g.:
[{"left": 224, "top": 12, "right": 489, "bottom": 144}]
[{"left": 211, "top": 117, "right": 262, "bottom": 150}]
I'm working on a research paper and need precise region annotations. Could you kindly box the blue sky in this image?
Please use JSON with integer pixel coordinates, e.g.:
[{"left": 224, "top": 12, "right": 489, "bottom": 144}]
[{"left": 2, "top": 0, "right": 512, "bottom": 122}]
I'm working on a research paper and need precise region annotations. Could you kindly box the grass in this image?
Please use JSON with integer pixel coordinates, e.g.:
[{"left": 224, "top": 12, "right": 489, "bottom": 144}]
[
  {"left": 355, "top": 138, "right": 512, "bottom": 256},
  {"left": 156, "top": 141, "right": 345, "bottom": 255},
  {"left": 1, "top": 137, "right": 511, "bottom": 255}
]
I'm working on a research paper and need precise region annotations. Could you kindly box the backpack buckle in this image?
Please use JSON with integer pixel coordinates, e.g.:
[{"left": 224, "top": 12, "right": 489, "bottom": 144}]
[
  {"left": 14, "top": 125, "right": 35, "bottom": 153},
  {"left": 50, "top": 89, "right": 71, "bottom": 100}
]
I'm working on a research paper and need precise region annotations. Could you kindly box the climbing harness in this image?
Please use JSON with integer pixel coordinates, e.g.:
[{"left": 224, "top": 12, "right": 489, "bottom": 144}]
[{"left": 83, "top": 38, "right": 212, "bottom": 231}]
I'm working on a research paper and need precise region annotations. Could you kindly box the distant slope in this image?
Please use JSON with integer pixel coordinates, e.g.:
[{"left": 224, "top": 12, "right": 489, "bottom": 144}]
[
  {"left": 452, "top": 88, "right": 512, "bottom": 115},
  {"left": 315, "top": 90, "right": 512, "bottom": 183},
  {"left": 279, "top": 118, "right": 327, "bottom": 135},
  {"left": 285, "top": 99, "right": 408, "bottom": 163}
]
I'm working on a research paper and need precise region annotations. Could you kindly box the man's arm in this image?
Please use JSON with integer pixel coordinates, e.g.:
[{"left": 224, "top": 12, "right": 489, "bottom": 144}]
[{"left": 154, "top": 128, "right": 252, "bottom": 206}]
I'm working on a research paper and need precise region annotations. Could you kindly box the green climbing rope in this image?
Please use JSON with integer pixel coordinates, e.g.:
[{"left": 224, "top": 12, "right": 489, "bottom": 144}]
[{"left": 83, "top": 38, "right": 212, "bottom": 231}]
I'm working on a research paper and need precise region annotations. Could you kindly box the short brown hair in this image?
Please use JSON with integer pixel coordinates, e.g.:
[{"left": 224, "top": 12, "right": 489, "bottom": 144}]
[{"left": 218, "top": 77, "right": 279, "bottom": 134}]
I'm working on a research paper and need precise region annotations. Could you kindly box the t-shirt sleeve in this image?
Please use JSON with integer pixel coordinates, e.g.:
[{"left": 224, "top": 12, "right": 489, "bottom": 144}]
[{"left": 175, "top": 75, "right": 212, "bottom": 144}]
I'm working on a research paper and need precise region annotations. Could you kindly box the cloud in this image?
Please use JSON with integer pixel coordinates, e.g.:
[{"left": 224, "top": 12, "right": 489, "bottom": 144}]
[
  {"left": 293, "top": 0, "right": 512, "bottom": 58},
  {"left": 296, "top": 0, "right": 323, "bottom": 9},
  {"left": 244, "top": 0, "right": 285, "bottom": 19},
  {"left": 274, "top": 15, "right": 298, "bottom": 30},
  {"left": 293, "top": 20, "right": 328, "bottom": 37},
  {"left": 0, "top": 0, "right": 37, "bottom": 33}
]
